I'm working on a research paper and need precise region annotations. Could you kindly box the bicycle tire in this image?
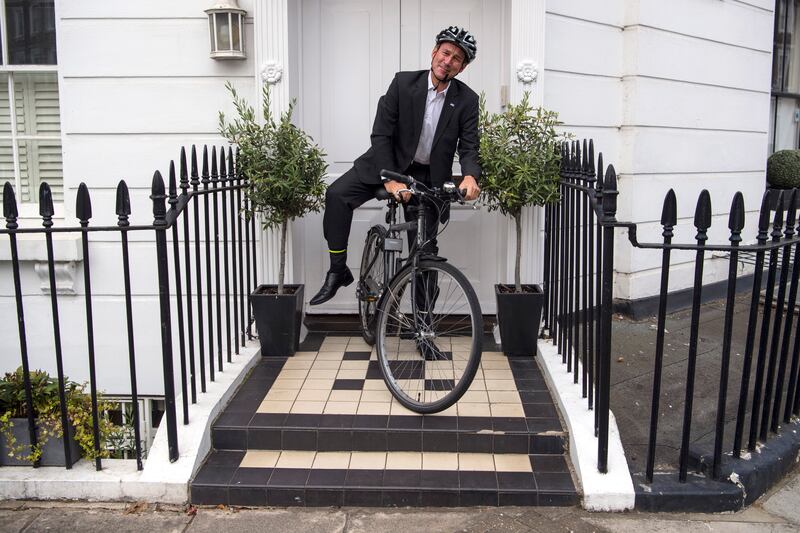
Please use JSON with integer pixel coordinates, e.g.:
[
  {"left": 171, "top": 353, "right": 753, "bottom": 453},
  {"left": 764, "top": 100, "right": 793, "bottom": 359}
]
[
  {"left": 375, "top": 260, "right": 483, "bottom": 413},
  {"left": 358, "top": 225, "right": 387, "bottom": 345}
]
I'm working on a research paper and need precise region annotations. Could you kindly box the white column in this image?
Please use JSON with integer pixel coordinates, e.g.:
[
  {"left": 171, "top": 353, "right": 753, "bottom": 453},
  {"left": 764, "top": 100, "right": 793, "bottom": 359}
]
[
  {"left": 253, "top": 0, "right": 293, "bottom": 285},
  {"left": 506, "top": 0, "right": 547, "bottom": 285}
]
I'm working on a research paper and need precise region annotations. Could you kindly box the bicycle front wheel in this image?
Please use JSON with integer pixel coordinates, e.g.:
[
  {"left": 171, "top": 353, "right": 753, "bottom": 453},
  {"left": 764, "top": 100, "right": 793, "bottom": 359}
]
[
  {"left": 375, "top": 260, "right": 483, "bottom": 413},
  {"left": 358, "top": 225, "right": 386, "bottom": 345}
]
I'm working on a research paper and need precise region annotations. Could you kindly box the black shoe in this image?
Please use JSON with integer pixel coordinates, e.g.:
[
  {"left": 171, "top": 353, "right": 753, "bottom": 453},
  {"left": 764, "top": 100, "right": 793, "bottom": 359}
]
[
  {"left": 309, "top": 267, "right": 354, "bottom": 306},
  {"left": 417, "top": 340, "right": 446, "bottom": 361}
]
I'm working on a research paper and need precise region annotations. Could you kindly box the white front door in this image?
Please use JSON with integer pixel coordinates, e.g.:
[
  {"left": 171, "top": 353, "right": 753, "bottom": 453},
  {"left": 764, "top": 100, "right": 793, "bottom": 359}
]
[{"left": 295, "top": 0, "right": 506, "bottom": 314}]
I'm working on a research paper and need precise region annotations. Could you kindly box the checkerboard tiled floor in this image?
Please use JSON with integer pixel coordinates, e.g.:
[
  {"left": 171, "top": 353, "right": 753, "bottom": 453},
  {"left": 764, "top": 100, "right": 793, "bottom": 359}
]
[{"left": 191, "top": 333, "right": 577, "bottom": 507}]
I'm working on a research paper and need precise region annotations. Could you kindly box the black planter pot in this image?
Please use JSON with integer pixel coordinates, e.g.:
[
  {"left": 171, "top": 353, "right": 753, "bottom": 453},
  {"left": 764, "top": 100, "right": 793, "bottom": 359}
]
[
  {"left": 250, "top": 284, "right": 304, "bottom": 357},
  {"left": 495, "top": 284, "right": 544, "bottom": 357},
  {"left": 0, "top": 418, "right": 81, "bottom": 467}
]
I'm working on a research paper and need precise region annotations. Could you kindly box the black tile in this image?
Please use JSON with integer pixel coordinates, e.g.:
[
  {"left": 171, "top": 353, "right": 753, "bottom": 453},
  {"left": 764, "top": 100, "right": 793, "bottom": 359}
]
[
  {"left": 530, "top": 435, "right": 566, "bottom": 454},
  {"left": 344, "top": 351, "right": 372, "bottom": 360},
  {"left": 382, "top": 490, "right": 422, "bottom": 507},
  {"left": 346, "top": 469, "right": 384, "bottom": 488},
  {"left": 267, "top": 488, "right": 306, "bottom": 506},
  {"left": 531, "top": 455, "right": 568, "bottom": 473},
  {"left": 494, "top": 434, "right": 529, "bottom": 454},
  {"left": 525, "top": 418, "right": 563, "bottom": 433},
  {"left": 516, "top": 379, "right": 547, "bottom": 392},
  {"left": 228, "top": 486, "right": 267, "bottom": 507},
  {"left": 352, "top": 430, "right": 387, "bottom": 451},
  {"left": 387, "top": 431, "right": 422, "bottom": 452},
  {"left": 193, "top": 465, "right": 237, "bottom": 486},
  {"left": 284, "top": 414, "right": 321, "bottom": 429},
  {"left": 352, "top": 415, "right": 389, "bottom": 429},
  {"left": 419, "top": 490, "right": 458, "bottom": 507},
  {"left": 534, "top": 472, "right": 575, "bottom": 492},
  {"left": 214, "top": 411, "right": 254, "bottom": 428},
  {"left": 422, "top": 416, "right": 457, "bottom": 431},
  {"left": 383, "top": 469, "right": 421, "bottom": 488},
  {"left": 459, "top": 490, "right": 498, "bottom": 506},
  {"left": 230, "top": 467, "right": 272, "bottom": 487},
  {"left": 497, "top": 472, "right": 536, "bottom": 490},
  {"left": 492, "top": 417, "right": 528, "bottom": 433},
  {"left": 204, "top": 450, "right": 245, "bottom": 467},
  {"left": 520, "top": 391, "right": 553, "bottom": 404},
  {"left": 511, "top": 368, "right": 541, "bottom": 380},
  {"left": 388, "top": 415, "right": 423, "bottom": 430},
  {"left": 306, "top": 488, "right": 344, "bottom": 507},
  {"left": 317, "top": 429, "right": 353, "bottom": 451},
  {"left": 299, "top": 332, "right": 325, "bottom": 351},
  {"left": 191, "top": 485, "right": 228, "bottom": 505},
  {"left": 458, "top": 433, "right": 492, "bottom": 453},
  {"left": 459, "top": 471, "right": 498, "bottom": 490},
  {"left": 247, "top": 428, "right": 281, "bottom": 449},
  {"left": 425, "top": 379, "right": 455, "bottom": 391},
  {"left": 523, "top": 403, "right": 558, "bottom": 418},
  {"left": 420, "top": 470, "right": 458, "bottom": 489},
  {"left": 222, "top": 398, "right": 260, "bottom": 413},
  {"left": 232, "top": 388, "right": 268, "bottom": 404},
  {"left": 319, "top": 414, "right": 355, "bottom": 429},
  {"left": 457, "top": 416, "right": 493, "bottom": 432},
  {"left": 366, "top": 364, "right": 384, "bottom": 380},
  {"left": 538, "top": 491, "right": 579, "bottom": 506},
  {"left": 268, "top": 468, "right": 311, "bottom": 487},
  {"left": 251, "top": 413, "right": 287, "bottom": 427},
  {"left": 422, "top": 431, "right": 458, "bottom": 452},
  {"left": 307, "top": 469, "right": 347, "bottom": 487},
  {"left": 499, "top": 491, "right": 538, "bottom": 506},
  {"left": 332, "top": 379, "right": 364, "bottom": 390},
  {"left": 283, "top": 429, "right": 317, "bottom": 450},
  {"left": 344, "top": 489, "right": 382, "bottom": 506}
]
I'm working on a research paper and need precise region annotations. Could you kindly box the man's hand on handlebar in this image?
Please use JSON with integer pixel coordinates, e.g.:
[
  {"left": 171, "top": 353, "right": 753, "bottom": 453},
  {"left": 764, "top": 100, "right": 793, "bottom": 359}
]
[
  {"left": 460, "top": 175, "right": 480, "bottom": 201},
  {"left": 384, "top": 180, "right": 412, "bottom": 203}
]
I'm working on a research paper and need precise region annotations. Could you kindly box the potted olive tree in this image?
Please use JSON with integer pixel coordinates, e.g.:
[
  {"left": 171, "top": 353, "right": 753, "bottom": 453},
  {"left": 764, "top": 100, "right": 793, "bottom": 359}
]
[
  {"left": 219, "top": 82, "right": 327, "bottom": 356},
  {"left": 478, "top": 92, "right": 565, "bottom": 356}
]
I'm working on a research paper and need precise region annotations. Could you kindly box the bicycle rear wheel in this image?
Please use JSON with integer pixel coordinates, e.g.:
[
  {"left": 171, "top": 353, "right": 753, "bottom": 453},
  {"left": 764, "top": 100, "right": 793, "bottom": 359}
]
[
  {"left": 375, "top": 260, "right": 482, "bottom": 413},
  {"left": 358, "top": 225, "right": 387, "bottom": 345}
]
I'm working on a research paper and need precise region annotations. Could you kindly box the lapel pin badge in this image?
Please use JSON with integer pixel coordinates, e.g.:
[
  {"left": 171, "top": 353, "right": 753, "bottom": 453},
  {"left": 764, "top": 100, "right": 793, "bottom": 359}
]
[{"left": 450, "top": 102, "right": 455, "bottom": 107}]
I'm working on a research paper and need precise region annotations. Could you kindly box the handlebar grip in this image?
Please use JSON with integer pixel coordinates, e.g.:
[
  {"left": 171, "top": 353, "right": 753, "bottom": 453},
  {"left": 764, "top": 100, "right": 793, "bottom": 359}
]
[{"left": 380, "top": 169, "right": 414, "bottom": 186}]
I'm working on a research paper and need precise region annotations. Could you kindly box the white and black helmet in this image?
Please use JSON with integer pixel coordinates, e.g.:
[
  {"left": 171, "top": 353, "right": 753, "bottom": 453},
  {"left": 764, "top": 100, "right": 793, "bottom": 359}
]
[{"left": 435, "top": 26, "right": 477, "bottom": 63}]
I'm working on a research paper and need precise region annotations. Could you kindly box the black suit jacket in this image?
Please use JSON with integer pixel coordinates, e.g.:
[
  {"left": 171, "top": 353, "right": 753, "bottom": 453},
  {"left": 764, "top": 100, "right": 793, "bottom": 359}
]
[{"left": 352, "top": 70, "right": 481, "bottom": 187}]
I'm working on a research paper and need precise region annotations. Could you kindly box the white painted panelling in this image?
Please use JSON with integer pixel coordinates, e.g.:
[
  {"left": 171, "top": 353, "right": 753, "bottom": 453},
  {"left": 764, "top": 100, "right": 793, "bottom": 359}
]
[
  {"left": 620, "top": 128, "right": 768, "bottom": 175},
  {"left": 59, "top": 78, "right": 255, "bottom": 135},
  {"left": 546, "top": 0, "right": 624, "bottom": 28},
  {"left": 545, "top": 13, "right": 623, "bottom": 77},
  {"left": 559, "top": 128, "right": 623, "bottom": 175},
  {"left": 57, "top": 0, "right": 254, "bottom": 20},
  {"left": 625, "top": 27, "right": 772, "bottom": 92},
  {"left": 545, "top": 71, "right": 622, "bottom": 127},
  {"left": 631, "top": 0, "right": 773, "bottom": 52},
  {"left": 623, "top": 77, "right": 770, "bottom": 132},
  {"left": 58, "top": 19, "right": 255, "bottom": 77},
  {"left": 616, "top": 255, "right": 743, "bottom": 301}
]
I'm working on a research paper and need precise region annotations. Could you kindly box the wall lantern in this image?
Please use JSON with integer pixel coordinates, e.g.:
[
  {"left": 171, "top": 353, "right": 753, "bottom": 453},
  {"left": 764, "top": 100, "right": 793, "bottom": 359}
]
[{"left": 206, "top": 0, "right": 246, "bottom": 60}]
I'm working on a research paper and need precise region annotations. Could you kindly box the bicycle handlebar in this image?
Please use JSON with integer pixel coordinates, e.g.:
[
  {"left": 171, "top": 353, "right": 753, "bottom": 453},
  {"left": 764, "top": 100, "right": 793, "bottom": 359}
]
[{"left": 380, "top": 169, "right": 413, "bottom": 185}]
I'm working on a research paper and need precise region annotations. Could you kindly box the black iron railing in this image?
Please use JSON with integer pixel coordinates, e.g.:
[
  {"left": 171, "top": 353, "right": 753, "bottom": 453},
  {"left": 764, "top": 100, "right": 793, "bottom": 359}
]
[
  {"left": 1, "top": 145, "right": 257, "bottom": 470},
  {"left": 545, "top": 139, "right": 800, "bottom": 482}
]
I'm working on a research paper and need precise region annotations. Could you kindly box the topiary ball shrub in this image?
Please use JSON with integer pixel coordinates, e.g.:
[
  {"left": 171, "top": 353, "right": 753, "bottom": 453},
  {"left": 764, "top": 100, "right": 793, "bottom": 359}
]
[{"left": 767, "top": 150, "right": 800, "bottom": 189}]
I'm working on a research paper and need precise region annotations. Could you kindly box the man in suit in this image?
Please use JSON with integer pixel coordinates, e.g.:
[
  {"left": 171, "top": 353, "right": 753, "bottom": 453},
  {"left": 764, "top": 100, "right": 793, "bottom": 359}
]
[{"left": 310, "top": 26, "right": 481, "bottom": 306}]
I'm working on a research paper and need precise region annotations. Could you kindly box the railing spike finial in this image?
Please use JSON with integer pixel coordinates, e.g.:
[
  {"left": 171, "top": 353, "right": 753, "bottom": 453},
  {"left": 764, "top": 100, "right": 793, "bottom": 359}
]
[
  {"left": 228, "top": 146, "right": 235, "bottom": 177},
  {"left": 168, "top": 161, "right": 178, "bottom": 206},
  {"left": 728, "top": 192, "right": 745, "bottom": 237},
  {"left": 190, "top": 145, "right": 198, "bottom": 184},
  {"left": 588, "top": 139, "right": 596, "bottom": 180},
  {"left": 116, "top": 180, "right": 131, "bottom": 223},
  {"left": 771, "top": 190, "right": 785, "bottom": 241},
  {"left": 219, "top": 147, "right": 227, "bottom": 180},
  {"left": 693, "top": 189, "right": 712, "bottom": 240},
  {"left": 783, "top": 189, "right": 797, "bottom": 237},
  {"left": 756, "top": 191, "right": 772, "bottom": 244},
  {"left": 202, "top": 145, "right": 209, "bottom": 179},
  {"left": 581, "top": 139, "right": 589, "bottom": 175},
  {"left": 39, "top": 182, "right": 54, "bottom": 226},
  {"left": 151, "top": 170, "right": 168, "bottom": 227},
  {"left": 661, "top": 189, "right": 677, "bottom": 230},
  {"left": 179, "top": 147, "right": 188, "bottom": 191},
  {"left": 596, "top": 153, "right": 604, "bottom": 191},
  {"left": 211, "top": 145, "right": 218, "bottom": 179},
  {"left": 4, "top": 182, "right": 19, "bottom": 224},
  {"left": 76, "top": 182, "right": 92, "bottom": 223},
  {"left": 602, "top": 164, "right": 618, "bottom": 218}
]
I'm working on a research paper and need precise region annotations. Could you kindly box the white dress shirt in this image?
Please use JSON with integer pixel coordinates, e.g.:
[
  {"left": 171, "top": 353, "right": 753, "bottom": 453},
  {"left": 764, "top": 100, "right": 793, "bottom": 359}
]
[{"left": 413, "top": 75, "right": 450, "bottom": 165}]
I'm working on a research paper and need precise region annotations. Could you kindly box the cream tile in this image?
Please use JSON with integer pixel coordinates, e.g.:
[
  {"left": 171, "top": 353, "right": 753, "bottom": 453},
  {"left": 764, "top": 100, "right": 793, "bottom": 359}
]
[
  {"left": 390, "top": 402, "right": 418, "bottom": 417},
  {"left": 360, "top": 389, "right": 393, "bottom": 403},
  {"left": 482, "top": 351, "right": 506, "bottom": 359},
  {"left": 485, "top": 379, "right": 517, "bottom": 391},
  {"left": 279, "top": 369, "right": 310, "bottom": 380},
  {"left": 240, "top": 450, "right": 280, "bottom": 468},
  {"left": 264, "top": 389, "right": 299, "bottom": 402},
  {"left": 276, "top": 450, "right": 316, "bottom": 469},
  {"left": 307, "top": 369, "right": 336, "bottom": 380},
  {"left": 296, "top": 389, "right": 330, "bottom": 402},
  {"left": 303, "top": 379, "right": 335, "bottom": 390},
  {"left": 422, "top": 452, "right": 458, "bottom": 471},
  {"left": 283, "top": 359, "right": 314, "bottom": 369},
  {"left": 357, "top": 402, "right": 391, "bottom": 415},
  {"left": 363, "top": 379, "right": 387, "bottom": 390},
  {"left": 460, "top": 390, "right": 489, "bottom": 403},
  {"left": 494, "top": 454, "right": 533, "bottom": 473},
  {"left": 257, "top": 400, "right": 293, "bottom": 413},
  {"left": 458, "top": 453, "right": 496, "bottom": 471},
  {"left": 322, "top": 336, "right": 350, "bottom": 345},
  {"left": 311, "top": 360, "right": 342, "bottom": 370},
  {"left": 467, "top": 379, "right": 486, "bottom": 391},
  {"left": 483, "top": 370, "right": 514, "bottom": 380},
  {"left": 290, "top": 401, "right": 326, "bottom": 414},
  {"left": 457, "top": 403, "right": 491, "bottom": 417},
  {"left": 340, "top": 360, "right": 369, "bottom": 370},
  {"left": 480, "top": 359, "right": 511, "bottom": 370},
  {"left": 328, "top": 390, "right": 361, "bottom": 402},
  {"left": 347, "top": 341, "right": 372, "bottom": 351},
  {"left": 349, "top": 452, "right": 386, "bottom": 470},
  {"left": 385, "top": 452, "right": 422, "bottom": 470},
  {"left": 337, "top": 369, "right": 367, "bottom": 380},
  {"left": 323, "top": 401, "right": 359, "bottom": 414},
  {"left": 488, "top": 390, "right": 521, "bottom": 404},
  {"left": 272, "top": 378, "right": 305, "bottom": 390},
  {"left": 293, "top": 351, "right": 318, "bottom": 358},
  {"left": 316, "top": 351, "right": 346, "bottom": 360},
  {"left": 490, "top": 403, "right": 525, "bottom": 417},
  {"left": 312, "top": 452, "right": 351, "bottom": 469}
]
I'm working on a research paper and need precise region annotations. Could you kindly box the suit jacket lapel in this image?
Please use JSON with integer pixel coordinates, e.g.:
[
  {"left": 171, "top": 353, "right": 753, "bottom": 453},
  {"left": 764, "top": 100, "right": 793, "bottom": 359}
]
[
  {"left": 411, "top": 72, "right": 428, "bottom": 145},
  {"left": 431, "top": 81, "right": 459, "bottom": 151}
]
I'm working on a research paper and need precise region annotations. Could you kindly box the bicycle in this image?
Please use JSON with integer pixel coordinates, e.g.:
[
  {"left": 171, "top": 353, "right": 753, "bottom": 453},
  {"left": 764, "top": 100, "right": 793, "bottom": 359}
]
[{"left": 356, "top": 169, "right": 483, "bottom": 414}]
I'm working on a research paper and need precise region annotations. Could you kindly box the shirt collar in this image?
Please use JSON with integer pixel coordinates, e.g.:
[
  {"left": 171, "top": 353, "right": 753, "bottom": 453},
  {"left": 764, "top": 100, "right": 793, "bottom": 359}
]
[{"left": 428, "top": 72, "right": 451, "bottom": 97}]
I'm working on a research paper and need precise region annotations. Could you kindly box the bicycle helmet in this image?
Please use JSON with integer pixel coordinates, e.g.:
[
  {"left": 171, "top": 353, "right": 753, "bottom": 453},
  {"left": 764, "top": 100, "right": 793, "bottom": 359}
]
[{"left": 435, "top": 26, "right": 477, "bottom": 64}]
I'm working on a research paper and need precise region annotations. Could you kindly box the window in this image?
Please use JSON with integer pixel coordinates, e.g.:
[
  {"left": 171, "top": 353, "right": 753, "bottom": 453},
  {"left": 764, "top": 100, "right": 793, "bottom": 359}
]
[{"left": 0, "top": 0, "right": 61, "bottom": 208}]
